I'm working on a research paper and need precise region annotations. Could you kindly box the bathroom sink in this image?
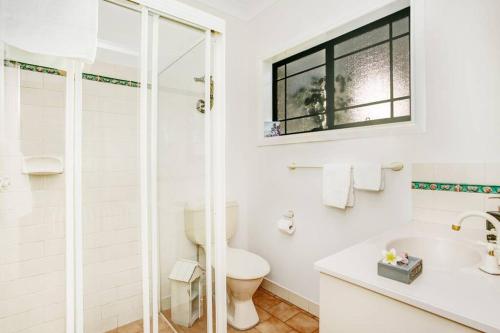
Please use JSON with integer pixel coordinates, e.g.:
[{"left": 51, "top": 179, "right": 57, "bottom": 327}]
[{"left": 386, "top": 237, "right": 481, "bottom": 270}]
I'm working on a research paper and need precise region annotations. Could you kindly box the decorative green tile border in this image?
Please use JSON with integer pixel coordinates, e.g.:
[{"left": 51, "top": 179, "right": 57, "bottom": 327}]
[
  {"left": 412, "top": 181, "right": 500, "bottom": 194},
  {"left": 4, "top": 59, "right": 65, "bottom": 76},
  {"left": 4, "top": 60, "right": 140, "bottom": 88},
  {"left": 82, "top": 73, "right": 140, "bottom": 88}
]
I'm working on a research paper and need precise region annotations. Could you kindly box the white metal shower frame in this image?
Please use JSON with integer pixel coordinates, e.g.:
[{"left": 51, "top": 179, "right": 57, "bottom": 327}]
[{"left": 61, "top": 1, "right": 227, "bottom": 333}]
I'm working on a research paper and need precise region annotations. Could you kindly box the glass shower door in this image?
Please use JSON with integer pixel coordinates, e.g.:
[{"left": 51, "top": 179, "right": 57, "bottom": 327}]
[{"left": 154, "top": 15, "right": 213, "bottom": 333}]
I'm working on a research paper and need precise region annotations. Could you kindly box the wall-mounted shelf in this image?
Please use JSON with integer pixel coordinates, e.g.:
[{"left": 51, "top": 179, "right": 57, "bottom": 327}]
[{"left": 22, "top": 156, "right": 64, "bottom": 175}]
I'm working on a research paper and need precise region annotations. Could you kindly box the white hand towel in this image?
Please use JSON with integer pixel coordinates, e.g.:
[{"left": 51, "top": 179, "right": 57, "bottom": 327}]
[
  {"left": 323, "top": 164, "right": 354, "bottom": 209},
  {"left": 353, "top": 163, "right": 384, "bottom": 191}
]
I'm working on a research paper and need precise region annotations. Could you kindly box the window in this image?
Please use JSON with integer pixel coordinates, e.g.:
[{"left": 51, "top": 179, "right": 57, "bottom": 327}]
[{"left": 273, "top": 7, "right": 410, "bottom": 135}]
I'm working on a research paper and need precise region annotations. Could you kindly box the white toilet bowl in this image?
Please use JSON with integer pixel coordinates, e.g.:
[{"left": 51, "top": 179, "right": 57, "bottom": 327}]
[
  {"left": 184, "top": 202, "right": 270, "bottom": 330},
  {"left": 226, "top": 247, "right": 270, "bottom": 330}
]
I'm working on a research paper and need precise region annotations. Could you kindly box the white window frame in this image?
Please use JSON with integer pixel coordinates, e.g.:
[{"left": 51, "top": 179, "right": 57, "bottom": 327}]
[{"left": 257, "top": 0, "right": 425, "bottom": 146}]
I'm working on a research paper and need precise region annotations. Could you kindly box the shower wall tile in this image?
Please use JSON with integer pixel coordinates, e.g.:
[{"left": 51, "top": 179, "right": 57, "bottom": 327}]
[
  {"left": 42, "top": 73, "right": 65, "bottom": 91},
  {"left": 20, "top": 70, "right": 43, "bottom": 89},
  {"left": 81, "top": 63, "right": 142, "bottom": 333},
  {"left": 1, "top": 63, "right": 142, "bottom": 333},
  {"left": 0, "top": 68, "right": 67, "bottom": 333}
]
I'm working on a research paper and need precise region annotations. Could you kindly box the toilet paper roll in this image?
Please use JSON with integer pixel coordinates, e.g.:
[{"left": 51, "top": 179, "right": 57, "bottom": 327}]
[{"left": 277, "top": 218, "right": 295, "bottom": 235}]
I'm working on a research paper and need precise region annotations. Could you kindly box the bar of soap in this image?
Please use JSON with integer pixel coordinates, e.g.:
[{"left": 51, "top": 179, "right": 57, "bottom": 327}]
[{"left": 377, "top": 256, "right": 422, "bottom": 284}]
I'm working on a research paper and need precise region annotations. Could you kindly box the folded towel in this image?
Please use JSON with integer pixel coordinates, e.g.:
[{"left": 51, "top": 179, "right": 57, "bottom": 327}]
[
  {"left": 323, "top": 164, "right": 354, "bottom": 209},
  {"left": 353, "top": 163, "right": 384, "bottom": 191}
]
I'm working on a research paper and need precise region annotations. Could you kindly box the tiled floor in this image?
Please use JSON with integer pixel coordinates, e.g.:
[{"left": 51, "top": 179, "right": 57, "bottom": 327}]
[
  {"left": 108, "top": 287, "right": 319, "bottom": 333},
  {"left": 250, "top": 288, "right": 319, "bottom": 333},
  {"left": 106, "top": 316, "right": 175, "bottom": 333}
]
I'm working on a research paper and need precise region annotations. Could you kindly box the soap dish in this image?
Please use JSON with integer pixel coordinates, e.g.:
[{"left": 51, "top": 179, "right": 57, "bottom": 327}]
[
  {"left": 378, "top": 256, "right": 423, "bottom": 284},
  {"left": 22, "top": 156, "right": 64, "bottom": 176}
]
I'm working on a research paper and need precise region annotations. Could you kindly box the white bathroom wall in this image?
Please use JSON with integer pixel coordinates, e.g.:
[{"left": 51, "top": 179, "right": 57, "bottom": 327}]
[
  {"left": 216, "top": 0, "right": 500, "bottom": 304},
  {"left": 0, "top": 67, "right": 66, "bottom": 333}
]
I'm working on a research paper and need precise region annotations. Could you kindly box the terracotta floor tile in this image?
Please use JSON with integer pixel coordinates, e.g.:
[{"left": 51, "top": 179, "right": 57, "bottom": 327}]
[
  {"left": 114, "top": 320, "right": 143, "bottom": 333},
  {"left": 255, "top": 306, "right": 271, "bottom": 322},
  {"left": 253, "top": 288, "right": 268, "bottom": 298},
  {"left": 253, "top": 292, "right": 281, "bottom": 312},
  {"left": 255, "top": 316, "right": 294, "bottom": 333},
  {"left": 159, "top": 327, "right": 175, "bottom": 333},
  {"left": 285, "top": 312, "right": 319, "bottom": 333},
  {"left": 228, "top": 326, "right": 260, "bottom": 333},
  {"left": 268, "top": 302, "right": 301, "bottom": 322}
]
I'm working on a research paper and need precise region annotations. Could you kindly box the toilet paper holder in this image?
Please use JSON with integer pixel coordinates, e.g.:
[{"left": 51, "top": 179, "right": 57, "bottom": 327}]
[
  {"left": 283, "top": 210, "right": 294, "bottom": 219},
  {"left": 278, "top": 210, "right": 296, "bottom": 235}
]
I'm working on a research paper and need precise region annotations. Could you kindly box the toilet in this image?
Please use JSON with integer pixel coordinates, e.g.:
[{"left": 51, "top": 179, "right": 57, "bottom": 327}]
[{"left": 184, "top": 202, "right": 270, "bottom": 330}]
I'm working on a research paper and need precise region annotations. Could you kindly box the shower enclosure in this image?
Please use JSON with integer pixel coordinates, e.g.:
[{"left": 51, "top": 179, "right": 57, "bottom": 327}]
[{"left": 0, "top": 1, "right": 227, "bottom": 333}]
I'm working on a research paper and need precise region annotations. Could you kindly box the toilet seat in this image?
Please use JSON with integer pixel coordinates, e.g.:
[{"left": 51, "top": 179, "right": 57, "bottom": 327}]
[{"left": 226, "top": 247, "right": 270, "bottom": 280}]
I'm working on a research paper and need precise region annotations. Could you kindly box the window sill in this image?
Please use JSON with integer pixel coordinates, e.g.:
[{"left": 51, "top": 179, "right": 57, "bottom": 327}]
[{"left": 257, "top": 119, "right": 424, "bottom": 146}]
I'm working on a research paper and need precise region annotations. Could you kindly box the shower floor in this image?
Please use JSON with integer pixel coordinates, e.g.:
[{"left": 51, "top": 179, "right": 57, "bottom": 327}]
[
  {"left": 161, "top": 287, "right": 319, "bottom": 333},
  {"left": 107, "top": 288, "right": 318, "bottom": 332},
  {"left": 106, "top": 315, "right": 175, "bottom": 333}
]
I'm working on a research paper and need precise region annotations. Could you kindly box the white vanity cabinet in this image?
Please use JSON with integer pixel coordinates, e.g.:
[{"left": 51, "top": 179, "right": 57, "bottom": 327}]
[{"left": 319, "top": 274, "right": 480, "bottom": 333}]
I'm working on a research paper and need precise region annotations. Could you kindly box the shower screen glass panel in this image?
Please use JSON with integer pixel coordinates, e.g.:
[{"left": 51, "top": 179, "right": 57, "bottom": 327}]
[
  {"left": 0, "top": 62, "right": 67, "bottom": 333},
  {"left": 156, "top": 16, "right": 213, "bottom": 333},
  {"left": 82, "top": 2, "right": 143, "bottom": 332}
]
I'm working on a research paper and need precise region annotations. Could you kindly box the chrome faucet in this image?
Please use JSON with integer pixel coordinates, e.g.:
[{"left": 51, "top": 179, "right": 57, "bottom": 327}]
[
  {"left": 452, "top": 211, "right": 500, "bottom": 235},
  {"left": 452, "top": 210, "right": 500, "bottom": 275}
]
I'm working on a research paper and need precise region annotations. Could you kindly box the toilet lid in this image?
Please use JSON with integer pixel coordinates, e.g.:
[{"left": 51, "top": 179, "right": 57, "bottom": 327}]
[{"left": 226, "top": 247, "right": 270, "bottom": 280}]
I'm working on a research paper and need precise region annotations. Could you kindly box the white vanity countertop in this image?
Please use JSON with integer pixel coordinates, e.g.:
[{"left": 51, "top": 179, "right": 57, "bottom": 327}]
[{"left": 315, "top": 222, "right": 500, "bottom": 333}]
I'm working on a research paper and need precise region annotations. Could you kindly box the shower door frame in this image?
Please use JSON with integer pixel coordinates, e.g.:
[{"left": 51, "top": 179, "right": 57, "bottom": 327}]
[
  {"left": 0, "top": 1, "right": 226, "bottom": 331},
  {"left": 73, "top": 1, "right": 226, "bottom": 333},
  {"left": 140, "top": 5, "right": 227, "bottom": 333}
]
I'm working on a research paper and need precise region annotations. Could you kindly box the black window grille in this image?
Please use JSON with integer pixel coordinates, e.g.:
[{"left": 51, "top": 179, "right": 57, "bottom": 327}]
[{"left": 273, "top": 7, "right": 411, "bottom": 135}]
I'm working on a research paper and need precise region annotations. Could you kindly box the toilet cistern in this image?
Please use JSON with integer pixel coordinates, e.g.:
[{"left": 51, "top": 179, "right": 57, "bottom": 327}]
[{"left": 451, "top": 210, "right": 500, "bottom": 275}]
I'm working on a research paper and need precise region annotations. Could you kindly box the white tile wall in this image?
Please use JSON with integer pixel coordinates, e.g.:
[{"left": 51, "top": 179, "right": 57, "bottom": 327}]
[
  {"left": 0, "top": 63, "right": 143, "bottom": 333},
  {"left": 81, "top": 68, "right": 142, "bottom": 333},
  {"left": 412, "top": 163, "right": 500, "bottom": 229},
  {"left": 0, "top": 67, "right": 66, "bottom": 333}
]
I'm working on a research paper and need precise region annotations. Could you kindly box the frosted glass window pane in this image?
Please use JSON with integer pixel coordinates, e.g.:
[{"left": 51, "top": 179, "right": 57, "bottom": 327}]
[
  {"left": 334, "top": 43, "right": 390, "bottom": 109},
  {"left": 286, "top": 50, "right": 325, "bottom": 76},
  {"left": 286, "top": 66, "right": 326, "bottom": 118},
  {"left": 277, "top": 65, "right": 285, "bottom": 79},
  {"left": 286, "top": 116, "right": 326, "bottom": 133},
  {"left": 334, "top": 25, "right": 389, "bottom": 58},
  {"left": 277, "top": 80, "right": 285, "bottom": 120},
  {"left": 393, "top": 36, "right": 410, "bottom": 98},
  {"left": 392, "top": 17, "right": 409, "bottom": 37},
  {"left": 334, "top": 102, "right": 391, "bottom": 125},
  {"left": 393, "top": 98, "right": 410, "bottom": 117}
]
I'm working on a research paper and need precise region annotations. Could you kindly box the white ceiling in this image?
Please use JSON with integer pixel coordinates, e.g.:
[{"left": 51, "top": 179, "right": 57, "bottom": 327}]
[{"left": 190, "top": 0, "right": 279, "bottom": 21}]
